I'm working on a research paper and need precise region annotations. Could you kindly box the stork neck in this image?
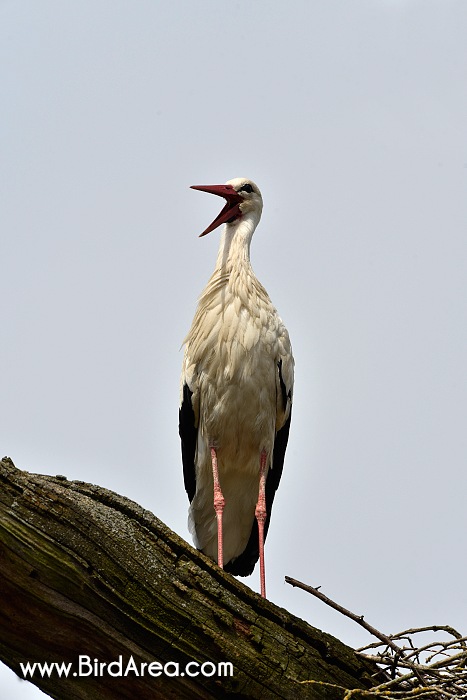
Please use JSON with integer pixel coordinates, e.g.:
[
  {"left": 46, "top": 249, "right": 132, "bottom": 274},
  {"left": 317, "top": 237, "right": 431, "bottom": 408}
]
[{"left": 215, "top": 215, "right": 256, "bottom": 274}]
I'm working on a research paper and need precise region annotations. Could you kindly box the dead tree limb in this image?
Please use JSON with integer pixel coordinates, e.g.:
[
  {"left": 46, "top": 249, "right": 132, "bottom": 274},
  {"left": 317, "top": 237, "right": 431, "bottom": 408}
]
[{"left": 0, "top": 457, "right": 380, "bottom": 699}]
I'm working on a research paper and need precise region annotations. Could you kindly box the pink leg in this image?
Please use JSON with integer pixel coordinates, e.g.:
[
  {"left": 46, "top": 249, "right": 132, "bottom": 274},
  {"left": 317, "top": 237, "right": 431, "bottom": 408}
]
[
  {"left": 210, "top": 446, "right": 225, "bottom": 568},
  {"left": 255, "top": 449, "right": 268, "bottom": 598}
]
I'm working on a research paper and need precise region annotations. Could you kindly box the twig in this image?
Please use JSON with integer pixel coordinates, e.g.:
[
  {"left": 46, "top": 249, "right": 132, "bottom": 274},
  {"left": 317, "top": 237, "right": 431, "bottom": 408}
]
[
  {"left": 285, "top": 575, "right": 467, "bottom": 699},
  {"left": 285, "top": 576, "right": 404, "bottom": 657}
]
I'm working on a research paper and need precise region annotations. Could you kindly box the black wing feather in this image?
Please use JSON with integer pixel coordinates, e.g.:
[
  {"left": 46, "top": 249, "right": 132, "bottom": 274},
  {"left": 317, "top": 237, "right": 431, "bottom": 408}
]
[{"left": 179, "top": 383, "right": 197, "bottom": 502}]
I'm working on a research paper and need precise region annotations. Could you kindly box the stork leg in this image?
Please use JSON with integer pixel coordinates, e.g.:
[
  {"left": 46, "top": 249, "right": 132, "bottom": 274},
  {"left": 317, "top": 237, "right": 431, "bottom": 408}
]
[
  {"left": 255, "top": 449, "right": 268, "bottom": 598},
  {"left": 210, "top": 446, "right": 225, "bottom": 568}
]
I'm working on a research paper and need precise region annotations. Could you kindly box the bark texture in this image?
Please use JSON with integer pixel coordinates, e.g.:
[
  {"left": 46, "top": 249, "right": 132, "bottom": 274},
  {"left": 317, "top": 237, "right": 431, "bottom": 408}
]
[{"left": 0, "top": 457, "right": 380, "bottom": 699}]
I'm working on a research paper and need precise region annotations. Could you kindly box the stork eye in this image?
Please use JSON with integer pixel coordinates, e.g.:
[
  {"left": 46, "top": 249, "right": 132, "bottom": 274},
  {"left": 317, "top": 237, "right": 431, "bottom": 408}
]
[{"left": 238, "top": 183, "right": 254, "bottom": 194}]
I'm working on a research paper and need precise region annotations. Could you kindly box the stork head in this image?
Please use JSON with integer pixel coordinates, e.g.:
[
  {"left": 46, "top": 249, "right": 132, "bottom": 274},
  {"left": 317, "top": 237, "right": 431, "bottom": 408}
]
[{"left": 190, "top": 178, "right": 263, "bottom": 237}]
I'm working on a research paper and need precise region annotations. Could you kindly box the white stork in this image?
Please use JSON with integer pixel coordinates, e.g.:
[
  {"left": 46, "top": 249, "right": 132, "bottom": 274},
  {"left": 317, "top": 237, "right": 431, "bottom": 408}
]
[{"left": 179, "top": 177, "right": 294, "bottom": 598}]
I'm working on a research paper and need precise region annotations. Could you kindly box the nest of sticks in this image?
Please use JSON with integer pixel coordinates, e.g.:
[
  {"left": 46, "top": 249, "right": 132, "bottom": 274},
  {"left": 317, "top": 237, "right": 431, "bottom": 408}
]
[{"left": 286, "top": 576, "right": 467, "bottom": 699}]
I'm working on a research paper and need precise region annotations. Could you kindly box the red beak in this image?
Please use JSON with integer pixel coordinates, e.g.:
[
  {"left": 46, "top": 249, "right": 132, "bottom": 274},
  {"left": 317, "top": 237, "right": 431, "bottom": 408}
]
[{"left": 190, "top": 184, "right": 243, "bottom": 237}]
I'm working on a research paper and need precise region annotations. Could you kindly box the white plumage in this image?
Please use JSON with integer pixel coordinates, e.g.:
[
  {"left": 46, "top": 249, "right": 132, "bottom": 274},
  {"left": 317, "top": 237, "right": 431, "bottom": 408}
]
[{"left": 179, "top": 177, "right": 293, "bottom": 597}]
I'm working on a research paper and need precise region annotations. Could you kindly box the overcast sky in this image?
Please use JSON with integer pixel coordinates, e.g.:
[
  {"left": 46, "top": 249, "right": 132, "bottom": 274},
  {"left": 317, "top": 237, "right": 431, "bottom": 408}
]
[{"left": 1, "top": 1, "right": 467, "bottom": 696}]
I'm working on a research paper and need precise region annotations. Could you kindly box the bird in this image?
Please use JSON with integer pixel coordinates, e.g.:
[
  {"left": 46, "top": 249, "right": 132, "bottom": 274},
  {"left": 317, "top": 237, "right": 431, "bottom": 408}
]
[{"left": 179, "top": 177, "right": 294, "bottom": 598}]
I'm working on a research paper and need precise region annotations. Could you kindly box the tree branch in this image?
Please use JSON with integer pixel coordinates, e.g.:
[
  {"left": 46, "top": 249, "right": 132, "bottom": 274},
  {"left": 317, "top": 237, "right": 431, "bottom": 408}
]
[{"left": 0, "top": 458, "right": 380, "bottom": 699}]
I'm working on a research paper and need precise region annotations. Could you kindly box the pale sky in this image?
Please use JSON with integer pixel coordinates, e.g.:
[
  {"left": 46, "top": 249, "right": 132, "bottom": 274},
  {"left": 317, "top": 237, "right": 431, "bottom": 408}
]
[{"left": 1, "top": 1, "right": 467, "bottom": 696}]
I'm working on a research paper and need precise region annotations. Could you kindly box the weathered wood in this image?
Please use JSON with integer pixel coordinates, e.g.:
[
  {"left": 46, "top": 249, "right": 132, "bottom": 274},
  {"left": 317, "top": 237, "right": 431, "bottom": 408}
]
[{"left": 0, "top": 457, "right": 380, "bottom": 699}]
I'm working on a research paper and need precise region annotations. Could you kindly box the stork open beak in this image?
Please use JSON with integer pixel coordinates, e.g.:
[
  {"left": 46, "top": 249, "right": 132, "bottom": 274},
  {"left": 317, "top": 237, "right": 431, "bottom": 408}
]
[{"left": 190, "top": 184, "right": 243, "bottom": 237}]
